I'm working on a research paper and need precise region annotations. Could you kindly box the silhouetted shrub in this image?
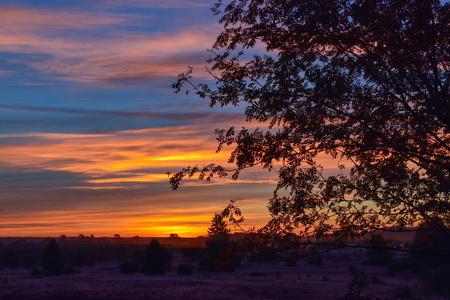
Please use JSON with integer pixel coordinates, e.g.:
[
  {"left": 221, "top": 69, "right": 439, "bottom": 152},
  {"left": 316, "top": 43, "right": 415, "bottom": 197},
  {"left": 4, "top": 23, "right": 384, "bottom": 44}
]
[
  {"left": 119, "top": 260, "right": 139, "bottom": 274},
  {"left": 307, "top": 254, "right": 323, "bottom": 266},
  {"left": 284, "top": 252, "right": 298, "bottom": 267},
  {"left": 1, "top": 248, "right": 21, "bottom": 269},
  {"left": 388, "top": 258, "right": 427, "bottom": 276},
  {"left": 177, "top": 264, "right": 193, "bottom": 276},
  {"left": 140, "top": 239, "right": 171, "bottom": 275},
  {"left": 200, "top": 237, "right": 240, "bottom": 272},
  {"left": 64, "top": 266, "right": 79, "bottom": 275},
  {"left": 341, "top": 269, "right": 371, "bottom": 300},
  {"left": 22, "top": 255, "right": 37, "bottom": 269},
  {"left": 181, "top": 247, "right": 204, "bottom": 260},
  {"left": 249, "top": 271, "right": 266, "bottom": 277},
  {"left": 369, "top": 275, "right": 384, "bottom": 284},
  {"left": 390, "top": 286, "right": 422, "bottom": 300},
  {"left": 364, "top": 247, "right": 393, "bottom": 266},
  {"left": 42, "top": 239, "right": 64, "bottom": 276},
  {"left": 421, "top": 265, "right": 450, "bottom": 295},
  {"left": 30, "top": 268, "right": 41, "bottom": 278},
  {"left": 411, "top": 221, "right": 450, "bottom": 268},
  {"left": 248, "top": 249, "right": 282, "bottom": 263},
  {"left": 70, "top": 253, "right": 94, "bottom": 267}
]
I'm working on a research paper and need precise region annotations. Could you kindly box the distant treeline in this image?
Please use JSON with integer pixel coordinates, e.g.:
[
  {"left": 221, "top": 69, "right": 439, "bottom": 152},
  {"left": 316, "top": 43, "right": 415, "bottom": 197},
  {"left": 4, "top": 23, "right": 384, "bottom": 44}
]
[{"left": 0, "top": 235, "right": 208, "bottom": 270}]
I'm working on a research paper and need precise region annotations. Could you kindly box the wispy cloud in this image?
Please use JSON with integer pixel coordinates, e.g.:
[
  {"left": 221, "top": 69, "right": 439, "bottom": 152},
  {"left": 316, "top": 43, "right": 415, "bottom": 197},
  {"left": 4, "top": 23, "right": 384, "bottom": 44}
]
[
  {"left": 0, "top": 104, "right": 241, "bottom": 121},
  {"left": 0, "top": 5, "right": 219, "bottom": 84},
  {"left": 101, "top": 0, "right": 211, "bottom": 8},
  {"left": 0, "top": 6, "right": 130, "bottom": 32}
]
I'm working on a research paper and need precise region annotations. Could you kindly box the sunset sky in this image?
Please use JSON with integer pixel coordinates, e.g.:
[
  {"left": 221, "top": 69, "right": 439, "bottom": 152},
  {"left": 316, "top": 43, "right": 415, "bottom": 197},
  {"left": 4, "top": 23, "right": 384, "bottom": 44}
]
[{"left": 0, "top": 0, "right": 342, "bottom": 238}]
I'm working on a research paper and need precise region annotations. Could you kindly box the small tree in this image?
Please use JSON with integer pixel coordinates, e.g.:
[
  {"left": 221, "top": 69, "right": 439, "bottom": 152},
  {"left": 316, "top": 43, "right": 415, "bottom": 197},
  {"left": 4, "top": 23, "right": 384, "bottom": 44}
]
[
  {"left": 42, "top": 239, "right": 63, "bottom": 276},
  {"left": 201, "top": 213, "right": 239, "bottom": 272},
  {"left": 140, "top": 239, "right": 171, "bottom": 275},
  {"left": 207, "top": 213, "right": 230, "bottom": 237}
]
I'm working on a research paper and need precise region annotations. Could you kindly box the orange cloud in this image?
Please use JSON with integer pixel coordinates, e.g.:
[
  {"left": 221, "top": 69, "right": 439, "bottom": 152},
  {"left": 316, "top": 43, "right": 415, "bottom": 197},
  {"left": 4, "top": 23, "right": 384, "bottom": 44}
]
[{"left": 0, "top": 5, "right": 220, "bottom": 83}]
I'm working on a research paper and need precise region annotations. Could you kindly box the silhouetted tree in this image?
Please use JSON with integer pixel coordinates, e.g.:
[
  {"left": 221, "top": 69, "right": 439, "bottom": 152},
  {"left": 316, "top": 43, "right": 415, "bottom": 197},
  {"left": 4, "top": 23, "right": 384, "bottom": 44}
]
[
  {"left": 207, "top": 213, "right": 230, "bottom": 237},
  {"left": 201, "top": 213, "right": 240, "bottom": 272},
  {"left": 141, "top": 239, "right": 171, "bottom": 275},
  {"left": 411, "top": 219, "right": 450, "bottom": 267},
  {"left": 170, "top": 0, "right": 450, "bottom": 245},
  {"left": 42, "top": 239, "right": 63, "bottom": 276}
]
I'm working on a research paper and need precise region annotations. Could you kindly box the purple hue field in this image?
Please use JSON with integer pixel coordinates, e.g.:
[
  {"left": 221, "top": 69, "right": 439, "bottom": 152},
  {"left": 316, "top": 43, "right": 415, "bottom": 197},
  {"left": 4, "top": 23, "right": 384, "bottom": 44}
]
[{"left": 0, "top": 249, "right": 434, "bottom": 300}]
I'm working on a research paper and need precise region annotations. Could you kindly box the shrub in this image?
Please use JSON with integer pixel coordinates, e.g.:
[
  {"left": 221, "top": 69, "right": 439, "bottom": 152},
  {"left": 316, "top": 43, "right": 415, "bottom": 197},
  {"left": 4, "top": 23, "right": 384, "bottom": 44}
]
[
  {"left": 42, "top": 239, "right": 64, "bottom": 276},
  {"left": 411, "top": 222, "right": 450, "bottom": 268},
  {"left": 284, "top": 252, "right": 298, "bottom": 267},
  {"left": 341, "top": 270, "right": 370, "bottom": 300},
  {"left": 421, "top": 265, "right": 450, "bottom": 295},
  {"left": 63, "top": 266, "right": 79, "bottom": 275},
  {"left": 307, "top": 254, "right": 323, "bottom": 266},
  {"left": 249, "top": 271, "right": 266, "bottom": 277},
  {"left": 200, "top": 236, "right": 239, "bottom": 272},
  {"left": 119, "top": 260, "right": 139, "bottom": 274},
  {"left": 140, "top": 239, "right": 171, "bottom": 275},
  {"left": 181, "top": 247, "right": 204, "bottom": 261},
  {"left": 364, "top": 248, "right": 393, "bottom": 266},
  {"left": 369, "top": 275, "right": 384, "bottom": 284},
  {"left": 30, "top": 268, "right": 42, "bottom": 278},
  {"left": 248, "top": 249, "right": 282, "bottom": 263},
  {"left": 177, "top": 264, "right": 193, "bottom": 276},
  {"left": 388, "top": 258, "right": 427, "bottom": 276},
  {"left": 1, "top": 248, "right": 21, "bottom": 269}
]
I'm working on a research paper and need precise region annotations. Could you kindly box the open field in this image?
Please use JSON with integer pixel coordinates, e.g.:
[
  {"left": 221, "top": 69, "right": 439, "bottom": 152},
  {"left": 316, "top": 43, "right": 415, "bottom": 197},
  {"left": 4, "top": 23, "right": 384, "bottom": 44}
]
[{"left": 0, "top": 248, "right": 436, "bottom": 300}]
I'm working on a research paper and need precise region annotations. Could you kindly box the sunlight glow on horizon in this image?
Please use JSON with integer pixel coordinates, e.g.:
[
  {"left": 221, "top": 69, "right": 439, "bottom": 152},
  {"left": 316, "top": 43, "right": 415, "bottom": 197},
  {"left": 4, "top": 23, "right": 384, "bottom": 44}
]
[{"left": 0, "top": 0, "right": 345, "bottom": 238}]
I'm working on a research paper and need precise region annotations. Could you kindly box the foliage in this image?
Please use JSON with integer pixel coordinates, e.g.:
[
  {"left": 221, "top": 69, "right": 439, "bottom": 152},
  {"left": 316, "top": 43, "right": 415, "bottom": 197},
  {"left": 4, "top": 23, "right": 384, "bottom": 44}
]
[
  {"left": 119, "top": 260, "right": 140, "bottom": 274},
  {"left": 177, "top": 264, "right": 193, "bottom": 276},
  {"left": 410, "top": 220, "right": 450, "bottom": 267},
  {"left": 284, "top": 251, "right": 299, "bottom": 266},
  {"left": 170, "top": 0, "right": 450, "bottom": 244},
  {"left": 207, "top": 213, "right": 230, "bottom": 237},
  {"left": 421, "top": 265, "right": 450, "bottom": 295},
  {"left": 140, "top": 239, "right": 171, "bottom": 275},
  {"left": 200, "top": 213, "right": 240, "bottom": 272},
  {"left": 42, "top": 239, "right": 64, "bottom": 276},
  {"left": 364, "top": 248, "right": 393, "bottom": 266},
  {"left": 306, "top": 254, "right": 323, "bottom": 266},
  {"left": 388, "top": 258, "right": 426, "bottom": 276},
  {"left": 1, "top": 248, "right": 21, "bottom": 269},
  {"left": 341, "top": 268, "right": 372, "bottom": 300}
]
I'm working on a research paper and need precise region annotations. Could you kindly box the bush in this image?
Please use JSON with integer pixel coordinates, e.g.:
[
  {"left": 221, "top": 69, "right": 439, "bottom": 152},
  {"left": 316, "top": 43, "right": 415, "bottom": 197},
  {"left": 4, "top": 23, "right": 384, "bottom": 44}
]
[
  {"left": 364, "top": 247, "right": 393, "bottom": 266},
  {"left": 42, "top": 239, "right": 64, "bottom": 276},
  {"left": 248, "top": 249, "right": 283, "bottom": 263},
  {"left": 63, "top": 266, "right": 79, "bottom": 275},
  {"left": 140, "top": 239, "right": 171, "bottom": 275},
  {"left": 388, "top": 258, "right": 427, "bottom": 276},
  {"left": 177, "top": 264, "right": 193, "bottom": 276},
  {"left": 119, "top": 260, "right": 139, "bottom": 274},
  {"left": 1, "top": 248, "right": 21, "bottom": 269},
  {"left": 421, "top": 265, "right": 450, "bottom": 295},
  {"left": 411, "top": 222, "right": 450, "bottom": 268},
  {"left": 200, "top": 235, "right": 239, "bottom": 272},
  {"left": 284, "top": 252, "right": 298, "bottom": 267},
  {"left": 249, "top": 271, "right": 266, "bottom": 277},
  {"left": 30, "top": 268, "right": 42, "bottom": 278},
  {"left": 307, "top": 254, "right": 323, "bottom": 266}
]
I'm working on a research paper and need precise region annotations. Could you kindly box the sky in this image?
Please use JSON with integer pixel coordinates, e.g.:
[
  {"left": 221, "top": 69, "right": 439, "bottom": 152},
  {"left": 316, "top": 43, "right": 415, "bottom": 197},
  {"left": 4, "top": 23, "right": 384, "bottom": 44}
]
[
  {"left": 0, "top": 0, "right": 347, "bottom": 238},
  {"left": 0, "top": 0, "right": 287, "bottom": 237}
]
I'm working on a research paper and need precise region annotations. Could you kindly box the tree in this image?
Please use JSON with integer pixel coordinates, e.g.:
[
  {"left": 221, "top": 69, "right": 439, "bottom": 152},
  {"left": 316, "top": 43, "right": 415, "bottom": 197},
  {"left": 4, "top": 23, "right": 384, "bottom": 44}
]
[
  {"left": 140, "top": 239, "right": 171, "bottom": 275},
  {"left": 42, "top": 239, "right": 64, "bottom": 276},
  {"left": 207, "top": 213, "right": 230, "bottom": 237},
  {"left": 170, "top": 0, "right": 450, "bottom": 245},
  {"left": 201, "top": 213, "right": 239, "bottom": 271}
]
